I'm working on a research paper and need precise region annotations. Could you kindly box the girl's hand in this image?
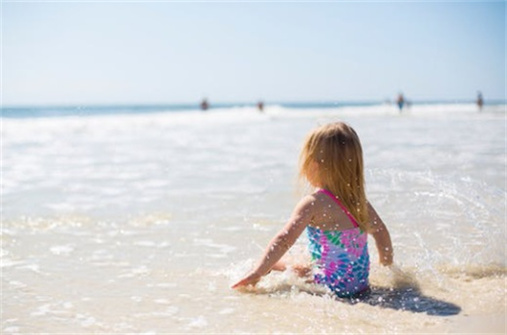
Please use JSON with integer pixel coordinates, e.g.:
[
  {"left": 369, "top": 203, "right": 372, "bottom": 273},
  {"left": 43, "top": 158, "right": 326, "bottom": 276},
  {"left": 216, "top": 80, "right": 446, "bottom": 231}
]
[
  {"left": 231, "top": 271, "right": 262, "bottom": 289},
  {"left": 380, "top": 256, "right": 393, "bottom": 266}
]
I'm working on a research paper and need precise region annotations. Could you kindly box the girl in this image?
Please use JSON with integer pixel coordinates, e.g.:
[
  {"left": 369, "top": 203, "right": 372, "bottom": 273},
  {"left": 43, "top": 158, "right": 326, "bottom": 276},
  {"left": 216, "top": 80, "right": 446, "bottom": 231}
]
[{"left": 232, "top": 121, "right": 393, "bottom": 298}]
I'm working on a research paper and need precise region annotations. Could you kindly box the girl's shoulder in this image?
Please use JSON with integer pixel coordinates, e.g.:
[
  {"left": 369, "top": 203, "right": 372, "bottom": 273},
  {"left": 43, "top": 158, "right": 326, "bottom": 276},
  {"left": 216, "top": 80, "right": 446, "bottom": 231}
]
[
  {"left": 293, "top": 190, "right": 333, "bottom": 216},
  {"left": 309, "top": 189, "right": 335, "bottom": 206},
  {"left": 298, "top": 190, "right": 329, "bottom": 207},
  {"left": 305, "top": 189, "right": 359, "bottom": 231}
]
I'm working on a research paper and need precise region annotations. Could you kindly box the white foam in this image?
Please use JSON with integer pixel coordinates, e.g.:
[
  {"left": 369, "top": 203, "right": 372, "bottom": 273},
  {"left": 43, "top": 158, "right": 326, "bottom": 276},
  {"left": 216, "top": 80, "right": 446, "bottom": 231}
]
[
  {"left": 3, "top": 327, "right": 20, "bottom": 333},
  {"left": 218, "top": 308, "right": 235, "bottom": 315},
  {"left": 193, "top": 238, "right": 236, "bottom": 255},
  {"left": 187, "top": 316, "right": 208, "bottom": 329},
  {"left": 49, "top": 244, "right": 75, "bottom": 256}
]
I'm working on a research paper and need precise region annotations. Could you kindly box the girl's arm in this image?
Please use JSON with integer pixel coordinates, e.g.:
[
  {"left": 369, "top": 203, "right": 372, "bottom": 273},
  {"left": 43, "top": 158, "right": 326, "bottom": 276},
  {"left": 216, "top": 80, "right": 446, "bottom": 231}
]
[
  {"left": 366, "top": 202, "right": 394, "bottom": 266},
  {"left": 231, "top": 195, "right": 316, "bottom": 289}
]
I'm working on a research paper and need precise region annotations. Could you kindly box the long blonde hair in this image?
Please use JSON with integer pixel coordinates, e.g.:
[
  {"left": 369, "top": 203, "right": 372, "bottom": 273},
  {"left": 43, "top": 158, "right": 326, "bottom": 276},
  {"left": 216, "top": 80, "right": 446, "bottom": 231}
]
[{"left": 299, "top": 122, "right": 368, "bottom": 230}]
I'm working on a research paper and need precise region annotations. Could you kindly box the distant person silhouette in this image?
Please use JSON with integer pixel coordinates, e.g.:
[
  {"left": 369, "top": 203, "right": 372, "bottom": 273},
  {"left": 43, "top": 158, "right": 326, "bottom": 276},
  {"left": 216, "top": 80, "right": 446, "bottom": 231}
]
[
  {"left": 257, "top": 101, "right": 264, "bottom": 113},
  {"left": 396, "top": 93, "right": 405, "bottom": 112},
  {"left": 200, "top": 98, "right": 209, "bottom": 111},
  {"left": 476, "top": 92, "right": 484, "bottom": 111}
]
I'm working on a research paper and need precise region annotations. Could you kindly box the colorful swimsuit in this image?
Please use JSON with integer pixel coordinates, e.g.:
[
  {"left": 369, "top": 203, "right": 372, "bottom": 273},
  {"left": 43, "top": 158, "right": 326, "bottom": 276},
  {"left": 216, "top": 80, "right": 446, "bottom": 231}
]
[{"left": 306, "top": 189, "right": 370, "bottom": 297}]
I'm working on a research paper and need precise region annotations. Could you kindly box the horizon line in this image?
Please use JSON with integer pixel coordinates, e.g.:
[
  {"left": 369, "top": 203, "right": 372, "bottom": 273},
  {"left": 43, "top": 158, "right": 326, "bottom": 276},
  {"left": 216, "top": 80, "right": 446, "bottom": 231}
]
[{"left": 3, "top": 98, "right": 506, "bottom": 109}]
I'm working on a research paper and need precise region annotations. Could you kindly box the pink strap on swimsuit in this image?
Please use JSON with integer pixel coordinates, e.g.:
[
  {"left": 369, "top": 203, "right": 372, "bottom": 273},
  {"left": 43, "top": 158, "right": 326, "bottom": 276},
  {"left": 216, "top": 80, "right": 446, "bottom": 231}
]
[{"left": 318, "top": 189, "right": 359, "bottom": 228}]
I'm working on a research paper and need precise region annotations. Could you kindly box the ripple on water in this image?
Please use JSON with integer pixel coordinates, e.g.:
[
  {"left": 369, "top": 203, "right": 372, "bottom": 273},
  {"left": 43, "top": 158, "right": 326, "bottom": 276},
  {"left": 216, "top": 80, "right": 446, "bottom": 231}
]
[{"left": 49, "top": 244, "right": 75, "bottom": 256}]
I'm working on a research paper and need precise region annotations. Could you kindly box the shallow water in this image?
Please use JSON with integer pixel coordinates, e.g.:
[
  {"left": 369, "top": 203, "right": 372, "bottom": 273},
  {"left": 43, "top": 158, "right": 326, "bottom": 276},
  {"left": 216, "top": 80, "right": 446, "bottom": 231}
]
[{"left": 2, "top": 103, "right": 506, "bottom": 333}]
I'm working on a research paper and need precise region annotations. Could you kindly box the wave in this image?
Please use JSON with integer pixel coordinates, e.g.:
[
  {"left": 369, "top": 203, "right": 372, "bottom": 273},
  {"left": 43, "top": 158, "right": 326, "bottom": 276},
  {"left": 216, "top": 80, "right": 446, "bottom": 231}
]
[{"left": 2, "top": 101, "right": 505, "bottom": 119}]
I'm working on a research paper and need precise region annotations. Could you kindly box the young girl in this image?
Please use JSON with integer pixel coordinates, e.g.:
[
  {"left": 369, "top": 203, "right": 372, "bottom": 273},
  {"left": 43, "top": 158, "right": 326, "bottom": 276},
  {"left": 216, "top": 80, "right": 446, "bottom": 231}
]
[{"left": 232, "top": 121, "right": 393, "bottom": 298}]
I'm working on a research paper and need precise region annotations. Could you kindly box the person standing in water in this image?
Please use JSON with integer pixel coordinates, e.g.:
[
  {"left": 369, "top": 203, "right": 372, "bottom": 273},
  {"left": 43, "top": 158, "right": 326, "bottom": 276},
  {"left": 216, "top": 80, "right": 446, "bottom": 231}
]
[
  {"left": 232, "top": 121, "right": 394, "bottom": 298},
  {"left": 396, "top": 93, "right": 405, "bottom": 112},
  {"left": 200, "top": 98, "right": 209, "bottom": 111},
  {"left": 476, "top": 92, "right": 484, "bottom": 111},
  {"left": 257, "top": 101, "right": 264, "bottom": 113}
]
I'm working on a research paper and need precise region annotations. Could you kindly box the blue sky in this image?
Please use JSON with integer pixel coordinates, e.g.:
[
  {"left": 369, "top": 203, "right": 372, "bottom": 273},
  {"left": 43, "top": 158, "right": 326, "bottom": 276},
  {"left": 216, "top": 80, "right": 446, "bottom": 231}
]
[{"left": 2, "top": 1, "right": 505, "bottom": 106}]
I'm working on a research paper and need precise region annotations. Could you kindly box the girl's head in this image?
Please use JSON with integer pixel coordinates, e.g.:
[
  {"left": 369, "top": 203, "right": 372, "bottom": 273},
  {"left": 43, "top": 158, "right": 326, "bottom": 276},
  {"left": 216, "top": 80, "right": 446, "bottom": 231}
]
[{"left": 299, "top": 121, "right": 368, "bottom": 227}]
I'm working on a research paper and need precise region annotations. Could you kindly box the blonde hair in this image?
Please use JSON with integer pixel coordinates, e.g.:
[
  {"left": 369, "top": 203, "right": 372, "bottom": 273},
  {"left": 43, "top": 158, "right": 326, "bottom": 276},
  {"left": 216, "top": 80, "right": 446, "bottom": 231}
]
[{"left": 299, "top": 122, "right": 368, "bottom": 230}]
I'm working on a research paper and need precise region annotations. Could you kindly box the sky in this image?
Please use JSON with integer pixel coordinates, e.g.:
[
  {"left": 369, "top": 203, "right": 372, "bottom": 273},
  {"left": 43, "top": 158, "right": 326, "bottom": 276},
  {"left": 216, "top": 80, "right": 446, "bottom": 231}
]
[{"left": 2, "top": 1, "right": 505, "bottom": 106}]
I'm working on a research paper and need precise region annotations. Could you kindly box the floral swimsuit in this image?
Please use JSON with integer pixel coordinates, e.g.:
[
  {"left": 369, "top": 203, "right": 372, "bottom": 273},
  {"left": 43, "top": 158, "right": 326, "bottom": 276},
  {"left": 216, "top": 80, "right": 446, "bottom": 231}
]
[{"left": 306, "top": 189, "right": 370, "bottom": 297}]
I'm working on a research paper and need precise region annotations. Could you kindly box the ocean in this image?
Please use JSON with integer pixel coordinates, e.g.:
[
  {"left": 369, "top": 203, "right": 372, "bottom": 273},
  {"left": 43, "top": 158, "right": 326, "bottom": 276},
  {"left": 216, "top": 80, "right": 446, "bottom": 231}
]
[{"left": 2, "top": 102, "right": 506, "bottom": 333}]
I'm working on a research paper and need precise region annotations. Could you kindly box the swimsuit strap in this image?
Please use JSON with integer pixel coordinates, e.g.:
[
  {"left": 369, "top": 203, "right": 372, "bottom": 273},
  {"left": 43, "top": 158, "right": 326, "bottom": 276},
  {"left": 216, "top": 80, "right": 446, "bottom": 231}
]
[{"left": 318, "top": 189, "right": 360, "bottom": 228}]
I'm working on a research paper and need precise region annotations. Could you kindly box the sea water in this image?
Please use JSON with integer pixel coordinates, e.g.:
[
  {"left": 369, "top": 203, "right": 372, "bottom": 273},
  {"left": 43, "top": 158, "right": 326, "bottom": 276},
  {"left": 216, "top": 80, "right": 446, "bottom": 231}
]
[{"left": 2, "top": 102, "right": 505, "bottom": 333}]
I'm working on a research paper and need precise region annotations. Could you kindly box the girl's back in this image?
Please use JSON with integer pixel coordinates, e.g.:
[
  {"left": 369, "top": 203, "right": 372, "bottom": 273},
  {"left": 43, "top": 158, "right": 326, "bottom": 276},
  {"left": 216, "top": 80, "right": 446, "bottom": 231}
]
[{"left": 306, "top": 189, "right": 370, "bottom": 297}]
